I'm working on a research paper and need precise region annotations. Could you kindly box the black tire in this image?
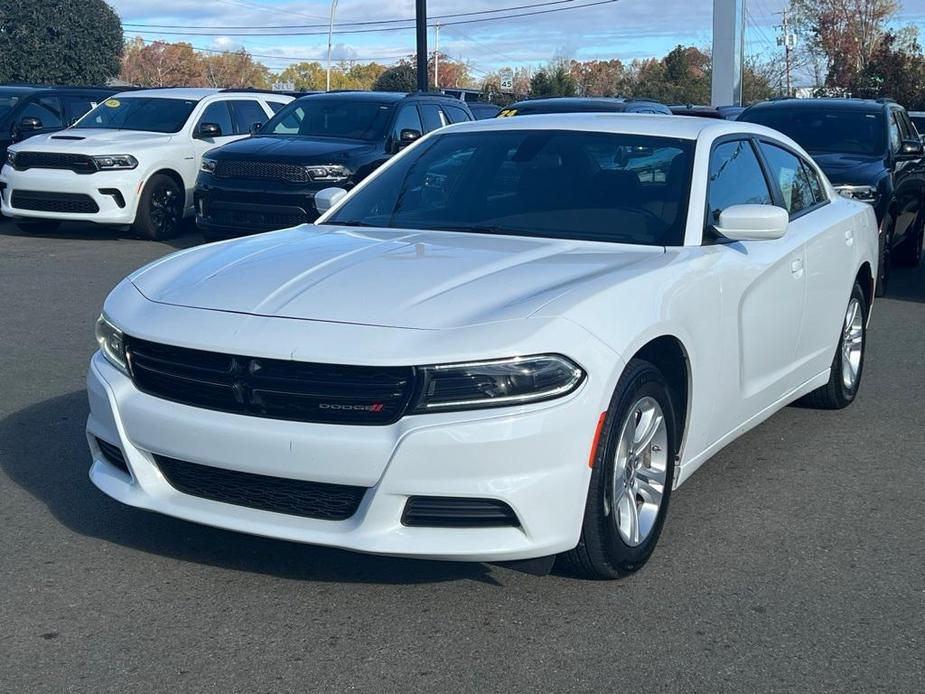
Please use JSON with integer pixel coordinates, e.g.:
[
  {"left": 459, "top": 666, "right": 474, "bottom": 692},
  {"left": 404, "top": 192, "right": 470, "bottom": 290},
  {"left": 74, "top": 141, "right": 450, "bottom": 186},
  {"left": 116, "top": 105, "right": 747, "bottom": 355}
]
[
  {"left": 16, "top": 220, "right": 61, "bottom": 234},
  {"left": 560, "top": 359, "right": 678, "bottom": 580},
  {"left": 895, "top": 214, "right": 924, "bottom": 267},
  {"left": 132, "top": 174, "right": 184, "bottom": 241},
  {"left": 875, "top": 213, "right": 893, "bottom": 297},
  {"left": 800, "top": 281, "right": 867, "bottom": 410}
]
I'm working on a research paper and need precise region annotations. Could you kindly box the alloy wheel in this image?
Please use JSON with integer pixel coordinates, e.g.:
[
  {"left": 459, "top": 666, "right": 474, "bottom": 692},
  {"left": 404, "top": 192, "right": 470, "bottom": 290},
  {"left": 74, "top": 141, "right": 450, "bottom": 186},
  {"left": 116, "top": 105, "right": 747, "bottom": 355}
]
[
  {"left": 841, "top": 297, "right": 864, "bottom": 391},
  {"left": 150, "top": 185, "right": 181, "bottom": 237},
  {"left": 607, "top": 396, "right": 669, "bottom": 547}
]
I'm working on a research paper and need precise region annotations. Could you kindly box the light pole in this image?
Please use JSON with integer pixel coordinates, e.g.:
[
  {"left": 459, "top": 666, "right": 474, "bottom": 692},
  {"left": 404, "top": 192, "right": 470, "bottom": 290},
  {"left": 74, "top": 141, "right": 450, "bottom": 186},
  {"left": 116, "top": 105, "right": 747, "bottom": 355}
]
[
  {"left": 326, "top": 0, "right": 340, "bottom": 92},
  {"left": 416, "top": 0, "right": 427, "bottom": 92}
]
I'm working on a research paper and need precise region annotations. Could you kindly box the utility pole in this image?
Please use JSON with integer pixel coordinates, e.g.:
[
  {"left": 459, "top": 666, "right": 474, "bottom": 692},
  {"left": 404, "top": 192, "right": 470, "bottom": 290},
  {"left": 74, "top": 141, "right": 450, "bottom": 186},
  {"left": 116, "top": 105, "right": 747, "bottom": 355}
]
[
  {"left": 326, "top": 0, "right": 339, "bottom": 92},
  {"left": 777, "top": 8, "right": 797, "bottom": 96},
  {"left": 711, "top": 0, "right": 745, "bottom": 106},
  {"left": 434, "top": 22, "right": 440, "bottom": 90},
  {"left": 416, "top": 0, "right": 428, "bottom": 92}
]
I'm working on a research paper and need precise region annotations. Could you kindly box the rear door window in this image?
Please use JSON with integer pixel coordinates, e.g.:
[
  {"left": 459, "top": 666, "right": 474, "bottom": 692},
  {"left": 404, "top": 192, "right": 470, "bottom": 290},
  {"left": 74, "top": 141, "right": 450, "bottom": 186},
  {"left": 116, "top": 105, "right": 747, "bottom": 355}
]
[
  {"left": 443, "top": 104, "right": 471, "bottom": 124},
  {"left": 229, "top": 99, "right": 269, "bottom": 134},
  {"left": 420, "top": 103, "right": 447, "bottom": 132}
]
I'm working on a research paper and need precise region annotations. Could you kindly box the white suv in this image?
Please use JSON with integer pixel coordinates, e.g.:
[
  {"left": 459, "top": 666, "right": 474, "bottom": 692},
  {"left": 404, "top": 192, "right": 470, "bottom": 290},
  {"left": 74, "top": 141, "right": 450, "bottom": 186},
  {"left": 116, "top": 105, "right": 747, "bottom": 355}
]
[{"left": 0, "top": 88, "right": 292, "bottom": 240}]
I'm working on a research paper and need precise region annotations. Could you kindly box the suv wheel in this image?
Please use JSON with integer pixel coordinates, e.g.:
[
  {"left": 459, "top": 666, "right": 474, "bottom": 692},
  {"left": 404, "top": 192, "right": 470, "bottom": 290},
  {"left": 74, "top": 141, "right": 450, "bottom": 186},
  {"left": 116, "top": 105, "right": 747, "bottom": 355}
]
[{"left": 132, "top": 174, "right": 184, "bottom": 241}]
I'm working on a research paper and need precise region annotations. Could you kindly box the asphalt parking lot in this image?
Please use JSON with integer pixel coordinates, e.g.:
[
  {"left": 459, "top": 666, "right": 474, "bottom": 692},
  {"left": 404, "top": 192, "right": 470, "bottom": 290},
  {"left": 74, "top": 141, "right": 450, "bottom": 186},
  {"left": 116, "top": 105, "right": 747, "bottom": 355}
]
[{"left": 0, "top": 219, "right": 922, "bottom": 693}]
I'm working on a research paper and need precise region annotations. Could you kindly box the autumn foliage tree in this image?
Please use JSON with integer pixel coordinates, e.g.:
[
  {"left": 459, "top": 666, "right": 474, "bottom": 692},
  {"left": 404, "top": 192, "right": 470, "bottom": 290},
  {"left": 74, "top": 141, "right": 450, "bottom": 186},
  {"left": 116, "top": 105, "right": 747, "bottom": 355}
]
[{"left": 120, "top": 38, "right": 206, "bottom": 87}]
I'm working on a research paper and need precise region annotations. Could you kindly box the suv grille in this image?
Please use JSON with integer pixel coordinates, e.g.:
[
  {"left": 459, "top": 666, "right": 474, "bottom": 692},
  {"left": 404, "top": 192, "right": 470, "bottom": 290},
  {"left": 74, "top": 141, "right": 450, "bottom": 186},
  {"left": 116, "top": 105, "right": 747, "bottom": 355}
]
[
  {"left": 11, "top": 190, "right": 99, "bottom": 213},
  {"left": 214, "top": 160, "right": 311, "bottom": 183},
  {"left": 154, "top": 455, "right": 366, "bottom": 520},
  {"left": 13, "top": 152, "right": 97, "bottom": 174},
  {"left": 125, "top": 337, "right": 416, "bottom": 425}
]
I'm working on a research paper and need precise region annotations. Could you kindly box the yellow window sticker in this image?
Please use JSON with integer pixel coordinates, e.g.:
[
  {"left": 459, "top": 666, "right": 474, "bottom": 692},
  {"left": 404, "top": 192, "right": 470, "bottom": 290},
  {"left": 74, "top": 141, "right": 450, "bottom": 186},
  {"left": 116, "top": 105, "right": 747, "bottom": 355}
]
[
  {"left": 498, "top": 109, "right": 518, "bottom": 118},
  {"left": 104, "top": 99, "right": 121, "bottom": 108}
]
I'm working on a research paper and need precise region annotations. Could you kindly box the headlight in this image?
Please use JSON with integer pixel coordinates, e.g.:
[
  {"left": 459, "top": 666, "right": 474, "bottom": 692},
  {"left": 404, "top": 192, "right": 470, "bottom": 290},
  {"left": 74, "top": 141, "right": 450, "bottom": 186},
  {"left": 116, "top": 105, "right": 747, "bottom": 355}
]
[
  {"left": 835, "top": 185, "right": 878, "bottom": 203},
  {"left": 306, "top": 164, "right": 350, "bottom": 182},
  {"left": 410, "top": 354, "right": 584, "bottom": 413},
  {"left": 5, "top": 150, "right": 16, "bottom": 167},
  {"left": 200, "top": 157, "right": 217, "bottom": 174},
  {"left": 95, "top": 314, "right": 129, "bottom": 374},
  {"left": 92, "top": 155, "right": 137, "bottom": 170}
]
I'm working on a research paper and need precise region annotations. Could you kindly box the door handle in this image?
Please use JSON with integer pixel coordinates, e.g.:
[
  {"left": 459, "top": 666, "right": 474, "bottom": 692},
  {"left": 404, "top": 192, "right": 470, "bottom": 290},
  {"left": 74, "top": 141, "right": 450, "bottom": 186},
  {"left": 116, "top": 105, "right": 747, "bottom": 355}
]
[{"left": 791, "top": 257, "right": 804, "bottom": 276}]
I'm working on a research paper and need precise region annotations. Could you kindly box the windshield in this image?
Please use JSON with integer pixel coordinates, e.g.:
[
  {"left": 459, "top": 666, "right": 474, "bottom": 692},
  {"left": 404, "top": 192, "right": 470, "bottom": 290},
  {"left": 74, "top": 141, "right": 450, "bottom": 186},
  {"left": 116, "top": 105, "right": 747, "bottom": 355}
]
[
  {"left": 740, "top": 108, "right": 886, "bottom": 156},
  {"left": 0, "top": 92, "right": 22, "bottom": 121},
  {"left": 73, "top": 97, "right": 198, "bottom": 133},
  {"left": 262, "top": 98, "right": 392, "bottom": 140},
  {"left": 323, "top": 130, "right": 694, "bottom": 246}
]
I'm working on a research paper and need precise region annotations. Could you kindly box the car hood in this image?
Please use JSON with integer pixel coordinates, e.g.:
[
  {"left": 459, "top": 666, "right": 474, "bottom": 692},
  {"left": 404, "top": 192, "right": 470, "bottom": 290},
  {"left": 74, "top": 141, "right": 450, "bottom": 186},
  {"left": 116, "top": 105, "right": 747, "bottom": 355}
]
[
  {"left": 809, "top": 152, "right": 886, "bottom": 185},
  {"left": 210, "top": 135, "right": 375, "bottom": 164},
  {"left": 130, "top": 226, "right": 663, "bottom": 330},
  {"left": 12, "top": 128, "right": 173, "bottom": 152}
]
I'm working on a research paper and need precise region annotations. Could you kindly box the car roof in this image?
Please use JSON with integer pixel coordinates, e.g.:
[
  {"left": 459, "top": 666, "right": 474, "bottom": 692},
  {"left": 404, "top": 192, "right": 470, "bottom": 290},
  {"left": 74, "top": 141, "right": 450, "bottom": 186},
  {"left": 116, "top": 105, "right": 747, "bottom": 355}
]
[
  {"left": 440, "top": 112, "right": 791, "bottom": 143},
  {"left": 743, "top": 98, "right": 888, "bottom": 114},
  {"left": 508, "top": 97, "right": 666, "bottom": 114},
  {"left": 110, "top": 87, "right": 278, "bottom": 101},
  {"left": 298, "top": 91, "right": 411, "bottom": 103},
  {"left": 0, "top": 84, "right": 114, "bottom": 94}
]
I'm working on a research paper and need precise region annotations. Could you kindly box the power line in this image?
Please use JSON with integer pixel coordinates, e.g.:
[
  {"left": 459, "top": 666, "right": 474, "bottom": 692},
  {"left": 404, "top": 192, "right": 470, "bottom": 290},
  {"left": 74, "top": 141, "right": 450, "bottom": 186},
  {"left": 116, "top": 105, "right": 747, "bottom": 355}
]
[
  {"left": 124, "top": 1, "right": 576, "bottom": 30},
  {"left": 125, "top": 1, "right": 620, "bottom": 37}
]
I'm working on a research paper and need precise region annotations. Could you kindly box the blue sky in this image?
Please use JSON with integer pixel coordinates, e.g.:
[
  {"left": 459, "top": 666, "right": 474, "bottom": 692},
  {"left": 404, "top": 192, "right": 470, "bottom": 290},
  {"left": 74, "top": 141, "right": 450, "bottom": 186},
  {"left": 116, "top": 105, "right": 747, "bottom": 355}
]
[{"left": 109, "top": 0, "right": 925, "bottom": 80}]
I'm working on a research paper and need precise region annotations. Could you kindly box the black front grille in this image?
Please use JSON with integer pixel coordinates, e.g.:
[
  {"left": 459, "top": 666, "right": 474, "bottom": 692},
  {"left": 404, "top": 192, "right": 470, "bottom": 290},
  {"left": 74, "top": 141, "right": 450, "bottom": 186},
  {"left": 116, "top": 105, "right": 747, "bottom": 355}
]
[
  {"left": 402, "top": 497, "right": 521, "bottom": 528},
  {"left": 11, "top": 190, "right": 99, "bottom": 213},
  {"left": 96, "top": 437, "right": 130, "bottom": 475},
  {"left": 14, "top": 151, "right": 97, "bottom": 174},
  {"left": 154, "top": 455, "right": 366, "bottom": 520},
  {"left": 207, "top": 201, "right": 309, "bottom": 230},
  {"left": 126, "top": 337, "right": 416, "bottom": 425},
  {"left": 214, "top": 160, "right": 311, "bottom": 183}
]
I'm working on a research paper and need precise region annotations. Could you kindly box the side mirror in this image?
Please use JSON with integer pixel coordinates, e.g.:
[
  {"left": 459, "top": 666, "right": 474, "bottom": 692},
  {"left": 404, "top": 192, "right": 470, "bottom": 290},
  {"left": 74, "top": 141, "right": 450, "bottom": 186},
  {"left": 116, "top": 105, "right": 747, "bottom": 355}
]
[
  {"left": 196, "top": 122, "right": 222, "bottom": 139},
  {"left": 397, "top": 128, "right": 422, "bottom": 150},
  {"left": 314, "top": 187, "right": 348, "bottom": 215},
  {"left": 249, "top": 121, "right": 263, "bottom": 136},
  {"left": 898, "top": 138, "right": 924, "bottom": 158},
  {"left": 20, "top": 117, "right": 43, "bottom": 131},
  {"left": 715, "top": 204, "right": 789, "bottom": 242}
]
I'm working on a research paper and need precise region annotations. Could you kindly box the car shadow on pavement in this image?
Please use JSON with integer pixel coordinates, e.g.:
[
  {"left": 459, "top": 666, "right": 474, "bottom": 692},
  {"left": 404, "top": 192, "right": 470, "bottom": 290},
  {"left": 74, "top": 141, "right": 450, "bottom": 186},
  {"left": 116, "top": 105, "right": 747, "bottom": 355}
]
[
  {"left": 887, "top": 263, "right": 925, "bottom": 303},
  {"left": 0, "top": 218, "right": 205, "bottom": 250},
  {"left": 0, "top": 391, "right": 502, "bottom": 585}
]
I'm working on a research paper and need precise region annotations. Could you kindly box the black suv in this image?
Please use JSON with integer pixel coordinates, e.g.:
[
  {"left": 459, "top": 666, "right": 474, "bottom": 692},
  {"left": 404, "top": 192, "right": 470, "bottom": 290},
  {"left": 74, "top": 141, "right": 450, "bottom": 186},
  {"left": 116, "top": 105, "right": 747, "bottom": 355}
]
[
  {"left": 195, "top": 91, "right": 474, "bottom": 239},
  {"left": 739, "top": 98, "right": 925, "bottom": 293},
  {"left": 0, "top": 85, "right": 119, "bottom": 161}
]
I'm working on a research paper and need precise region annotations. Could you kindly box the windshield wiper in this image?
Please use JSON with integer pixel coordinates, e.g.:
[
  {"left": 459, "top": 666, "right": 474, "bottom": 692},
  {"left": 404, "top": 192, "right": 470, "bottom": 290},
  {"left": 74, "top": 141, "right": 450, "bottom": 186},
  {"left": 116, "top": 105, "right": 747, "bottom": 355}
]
[
  {"left": 321, "top": 219, "right": 373, "bottom": 228},
  {"left": 429, "top": 224, "right": 512, "bottom": 235}
]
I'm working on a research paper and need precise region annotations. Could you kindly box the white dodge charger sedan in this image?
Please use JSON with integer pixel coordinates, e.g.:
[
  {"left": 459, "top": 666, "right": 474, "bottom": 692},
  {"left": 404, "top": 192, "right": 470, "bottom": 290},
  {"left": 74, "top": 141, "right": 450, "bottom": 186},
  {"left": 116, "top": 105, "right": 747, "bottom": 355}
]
[{"left": 86, "top": 115, "right": 878, "bottom": 578}]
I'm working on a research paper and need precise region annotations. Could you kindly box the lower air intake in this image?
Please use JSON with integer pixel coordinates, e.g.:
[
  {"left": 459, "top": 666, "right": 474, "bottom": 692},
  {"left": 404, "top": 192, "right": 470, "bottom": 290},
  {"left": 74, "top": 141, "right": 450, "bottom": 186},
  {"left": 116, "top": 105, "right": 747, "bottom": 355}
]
[
  {"left": 153, "top": 455, "right": 366, "bottom": 521},
  {"left": 96, "top": 437, "right": 130, "bottom": 475},
  {"left": 401, "top": 496, "right": 520, "bottom": 528}
]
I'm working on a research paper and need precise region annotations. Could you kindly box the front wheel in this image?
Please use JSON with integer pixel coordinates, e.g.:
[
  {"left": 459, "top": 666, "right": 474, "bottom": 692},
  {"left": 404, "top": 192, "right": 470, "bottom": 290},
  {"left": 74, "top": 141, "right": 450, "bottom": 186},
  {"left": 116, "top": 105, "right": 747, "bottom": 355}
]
[
  {"left": 800, "top": 282, "right": 867, "bottom": 410},
  {"left": 560, "top": 359, "right": 678, "bottom": 579},
  {"left": 132, "top": 174, "right": 184, "bottom": 241}
]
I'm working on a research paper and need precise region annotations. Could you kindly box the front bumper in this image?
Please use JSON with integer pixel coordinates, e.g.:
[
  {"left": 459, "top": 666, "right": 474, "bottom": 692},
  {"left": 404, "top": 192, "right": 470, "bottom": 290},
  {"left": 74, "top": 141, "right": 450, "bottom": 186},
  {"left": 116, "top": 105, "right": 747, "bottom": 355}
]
[
  {"left": 86, "top": 349, "right": 603, "bottom": 562},
  {"left": 0, "top": 165, "right": 141, "bottom": 225}
]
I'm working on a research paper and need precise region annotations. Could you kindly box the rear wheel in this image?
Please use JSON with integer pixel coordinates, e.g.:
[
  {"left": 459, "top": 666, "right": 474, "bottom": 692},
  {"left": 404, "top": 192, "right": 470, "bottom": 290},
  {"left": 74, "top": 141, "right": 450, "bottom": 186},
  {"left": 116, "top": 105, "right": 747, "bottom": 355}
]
[
  {"left": 132, "top": 174, "right": 184, "bottom": 241},
  {"left": 801, "top": 282, "right": 867, "bottom": 410},
  {"left": 560, "top": 359, "right": 677, "bottom": 580},
  {"left": 875, "top": 213, "right": 894, "bottom": 297},
  {"left": 16, "top": 220, "right": 61, "bottom": 234}
]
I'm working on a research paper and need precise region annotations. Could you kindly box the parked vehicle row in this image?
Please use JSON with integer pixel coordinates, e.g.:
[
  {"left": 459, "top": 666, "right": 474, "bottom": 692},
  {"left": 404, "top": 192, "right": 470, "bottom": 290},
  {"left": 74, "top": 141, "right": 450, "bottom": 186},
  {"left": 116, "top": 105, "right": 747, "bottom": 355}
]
[{"left": 86, "top": 114, "right": 879, "bottom": 578}]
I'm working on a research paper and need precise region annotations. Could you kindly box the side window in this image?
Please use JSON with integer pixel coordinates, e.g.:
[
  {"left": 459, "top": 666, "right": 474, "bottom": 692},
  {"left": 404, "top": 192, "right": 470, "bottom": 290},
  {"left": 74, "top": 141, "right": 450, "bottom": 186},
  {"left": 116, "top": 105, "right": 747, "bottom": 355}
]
[
  {"left": 392, "top": 105, "right": 423, "bottom": 138},
  {"left": 268, "top": 101, "right": 286, "bottom": 114},
  {"left": 20, "top": 97, "right": 64, "bottom": 128},
  {"left": 889, "top": 113, "right": 902, "bottom": 153},
  {"left": 707, "top": 140, "right": 772, "bottom": 227},
  {"left": 897, "top": 110, "right": 916, "bottom": 141},
  {"left": 420, "top": 103, "right": 447, "bottom": 132},
  {"left": 801, "top": 160, "right": 827, "bottom": 205},
  {"left": 443, "top": 105, "right": 470, "bottom": 124},
  {"left": 229, "top": 100, "right": 269, "bottom": 134},
  {"left": 197, "top": 101, "right": 234, "bottom": 136},
  {"left": 759, "top": 142, "right": 818, "bottom": 215},
  {"left": 62, "top": 96, "right": 99, "bottom": 125}
]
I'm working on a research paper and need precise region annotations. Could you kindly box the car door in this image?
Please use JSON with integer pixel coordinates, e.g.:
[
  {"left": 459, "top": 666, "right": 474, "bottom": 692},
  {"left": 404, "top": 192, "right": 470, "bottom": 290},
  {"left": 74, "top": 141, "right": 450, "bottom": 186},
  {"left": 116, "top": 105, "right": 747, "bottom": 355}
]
[
  {"left": 706, "top": 138, "right": 808, "bottom": 429},
  {"left": 389, "top": 104, "right": 424, "bottom": 153},
  {"left": 186, "top": 100, "right": 241, "bottom": 208},
  {"left": 228, "top": 99, "right": 273, "bottom": 135},
  {"left": 757, "top": 139, "right": 852, "bottom": 382},
  {"left": 890, "top": 108, "right": 925, "bottom": 247}
]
